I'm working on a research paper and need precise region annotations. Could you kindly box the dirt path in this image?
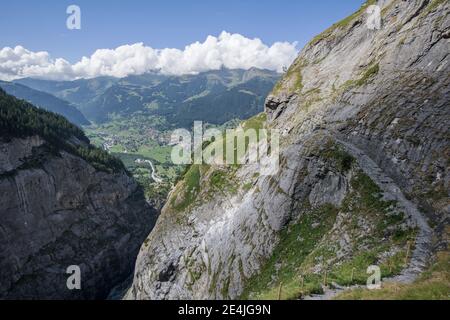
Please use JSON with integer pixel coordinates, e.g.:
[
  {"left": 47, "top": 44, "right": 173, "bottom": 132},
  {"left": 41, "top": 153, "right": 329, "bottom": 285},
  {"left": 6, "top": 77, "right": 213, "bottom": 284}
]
[{"left": 304, "top": 137, "right": 433, "bottom": 300}]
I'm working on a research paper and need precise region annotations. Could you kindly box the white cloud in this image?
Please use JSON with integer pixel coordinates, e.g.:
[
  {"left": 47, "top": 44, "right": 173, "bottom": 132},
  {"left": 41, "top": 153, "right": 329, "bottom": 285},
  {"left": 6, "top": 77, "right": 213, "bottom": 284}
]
[{"left": 0, "top": 31, "right": 298, "bottom": 81}]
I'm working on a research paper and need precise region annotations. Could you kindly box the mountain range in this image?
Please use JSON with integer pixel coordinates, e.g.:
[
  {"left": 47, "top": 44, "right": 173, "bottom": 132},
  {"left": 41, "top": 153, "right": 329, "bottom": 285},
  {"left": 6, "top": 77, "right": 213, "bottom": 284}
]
[
  {"left": 15, "top": 68, "right": 280, "bottom": 128},
  {"left": 0, "top": 80, "right": 89, "bottom": 126}
]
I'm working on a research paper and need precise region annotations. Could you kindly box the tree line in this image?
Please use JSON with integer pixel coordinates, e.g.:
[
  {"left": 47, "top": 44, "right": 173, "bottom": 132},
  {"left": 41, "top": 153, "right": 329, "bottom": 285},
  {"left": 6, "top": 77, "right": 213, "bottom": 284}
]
[{"left": 0, "top": 88, "right": 126, "bottom": 174}]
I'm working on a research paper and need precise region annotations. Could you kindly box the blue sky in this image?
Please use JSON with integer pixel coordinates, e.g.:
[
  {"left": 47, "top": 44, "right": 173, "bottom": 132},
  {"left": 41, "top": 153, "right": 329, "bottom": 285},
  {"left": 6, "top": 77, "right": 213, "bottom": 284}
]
[{"left": 1, "top": 0, "right": 365, "bottom": 62}]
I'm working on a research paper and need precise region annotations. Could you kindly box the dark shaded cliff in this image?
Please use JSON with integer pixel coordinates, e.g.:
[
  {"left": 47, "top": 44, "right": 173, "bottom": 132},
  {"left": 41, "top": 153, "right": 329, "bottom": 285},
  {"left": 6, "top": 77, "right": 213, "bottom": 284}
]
[{"left": 0, "top": 89, "right": 157, "bottom": 299}]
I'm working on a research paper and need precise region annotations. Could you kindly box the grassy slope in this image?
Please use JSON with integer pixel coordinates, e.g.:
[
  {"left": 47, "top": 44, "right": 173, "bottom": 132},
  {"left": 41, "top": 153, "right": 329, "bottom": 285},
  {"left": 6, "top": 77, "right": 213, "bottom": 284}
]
[
  {"left": 167, "top": 113, "right": 268, "bottom": 215},
  {"left": 241, "top": 148, "right": 417, "bottom": 299},
  {"left": 335, "top": 250, "right": 450, "bottom": 300}
]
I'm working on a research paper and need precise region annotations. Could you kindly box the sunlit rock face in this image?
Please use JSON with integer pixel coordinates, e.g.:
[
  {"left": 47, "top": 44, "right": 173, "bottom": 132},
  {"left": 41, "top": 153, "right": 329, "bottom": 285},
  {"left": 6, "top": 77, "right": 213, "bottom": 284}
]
[{"left": 127, "top": 0, "right": 449, "bottom": 300}]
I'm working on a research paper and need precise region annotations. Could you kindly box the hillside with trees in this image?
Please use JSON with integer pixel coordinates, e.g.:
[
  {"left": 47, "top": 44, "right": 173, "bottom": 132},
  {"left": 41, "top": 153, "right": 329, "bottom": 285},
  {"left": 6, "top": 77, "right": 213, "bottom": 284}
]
[{"left": 0, "top": 88, "right": 125, "bottom": 174}]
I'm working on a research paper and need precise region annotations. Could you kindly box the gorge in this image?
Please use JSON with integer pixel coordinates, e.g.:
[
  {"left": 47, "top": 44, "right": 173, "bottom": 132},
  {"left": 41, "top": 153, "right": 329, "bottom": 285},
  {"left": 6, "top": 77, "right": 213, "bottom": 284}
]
[{"left": 0, "top": 0, "right": 448, "bottom": 300}]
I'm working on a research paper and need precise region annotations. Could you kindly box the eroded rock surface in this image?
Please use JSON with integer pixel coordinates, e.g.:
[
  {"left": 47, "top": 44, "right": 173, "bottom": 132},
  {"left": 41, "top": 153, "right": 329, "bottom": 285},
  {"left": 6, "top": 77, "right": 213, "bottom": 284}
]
[
  {"left": 0, "top": 136, "right": 157, "bottom": 299},
  {"left": 127, "top": 0, "right": 449, "bottom": 300}
]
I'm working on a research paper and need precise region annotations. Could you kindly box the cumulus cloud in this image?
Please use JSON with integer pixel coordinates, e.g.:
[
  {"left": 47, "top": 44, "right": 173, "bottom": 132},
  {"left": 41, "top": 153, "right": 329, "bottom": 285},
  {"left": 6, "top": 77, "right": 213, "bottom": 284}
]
[{"left": 0, "top": 31, "right": 298, "bottom": 81}]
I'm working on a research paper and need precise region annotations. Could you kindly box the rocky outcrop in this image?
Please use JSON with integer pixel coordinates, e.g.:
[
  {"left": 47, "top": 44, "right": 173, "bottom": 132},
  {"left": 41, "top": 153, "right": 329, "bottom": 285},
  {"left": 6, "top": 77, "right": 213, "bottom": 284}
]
[
  {"left": 0, "top": 135, "right": 157, "bottom": 299},
  {"left": 127, "top": 0, "right": 449, "bottom": 300}
]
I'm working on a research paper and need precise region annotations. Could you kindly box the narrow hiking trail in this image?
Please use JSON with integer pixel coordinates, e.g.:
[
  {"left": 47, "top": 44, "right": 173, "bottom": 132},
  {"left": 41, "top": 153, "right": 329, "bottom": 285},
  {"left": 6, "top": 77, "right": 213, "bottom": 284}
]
[{"left": 304, "top": 136, "right": 433, "bottom": 300}]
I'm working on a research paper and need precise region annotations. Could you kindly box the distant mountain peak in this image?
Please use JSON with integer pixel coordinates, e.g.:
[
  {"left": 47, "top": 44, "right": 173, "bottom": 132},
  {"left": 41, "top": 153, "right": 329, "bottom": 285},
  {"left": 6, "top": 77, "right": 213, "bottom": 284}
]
[{"left": 0, "top": 80, "right": 89, "bottom": 126}]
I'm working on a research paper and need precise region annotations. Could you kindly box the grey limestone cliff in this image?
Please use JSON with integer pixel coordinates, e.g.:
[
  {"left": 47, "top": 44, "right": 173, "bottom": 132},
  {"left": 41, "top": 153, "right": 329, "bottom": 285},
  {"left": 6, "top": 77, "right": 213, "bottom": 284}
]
[{"left": 127, "top": 0, "right": 449, "bottom": 300}]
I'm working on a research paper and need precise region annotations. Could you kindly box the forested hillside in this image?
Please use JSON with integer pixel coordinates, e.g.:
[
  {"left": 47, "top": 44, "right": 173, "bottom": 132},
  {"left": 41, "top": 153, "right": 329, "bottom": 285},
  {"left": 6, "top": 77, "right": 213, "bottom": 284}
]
[
  {"left": 0, "top": 88, "right": 124, "bottom": 173},
  {"left": 0, "top": 81, "right": 89, "bottom": 126}
]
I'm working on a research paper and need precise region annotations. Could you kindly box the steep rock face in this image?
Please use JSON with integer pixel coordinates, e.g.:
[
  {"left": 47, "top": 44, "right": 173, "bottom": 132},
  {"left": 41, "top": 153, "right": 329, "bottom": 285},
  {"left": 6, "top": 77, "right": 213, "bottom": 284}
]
[
  {"left": 266, "top": 0, "right": 449, "bottom": 223},
  {"left": 0, "top": 135, "right": 157, "bottom": 299},
  {"left": 127, "top": 0, "right": 449, "bottom": 299}
]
